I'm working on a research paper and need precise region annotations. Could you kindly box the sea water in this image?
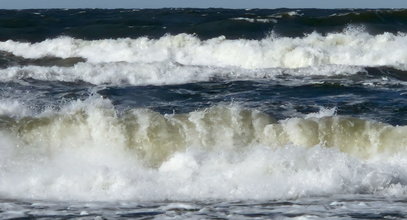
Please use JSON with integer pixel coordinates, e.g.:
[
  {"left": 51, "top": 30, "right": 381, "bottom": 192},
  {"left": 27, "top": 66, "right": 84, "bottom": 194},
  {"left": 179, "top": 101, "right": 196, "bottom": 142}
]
[{"left": 0, "top": 8, "right": 407, "bottom": 219}]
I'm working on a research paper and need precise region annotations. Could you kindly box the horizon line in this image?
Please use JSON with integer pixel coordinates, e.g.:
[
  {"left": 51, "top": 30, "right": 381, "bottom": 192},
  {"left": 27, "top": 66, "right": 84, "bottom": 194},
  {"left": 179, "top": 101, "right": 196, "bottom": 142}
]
[{"left": 0, "top": 7, "right": 405, "bottom": 10}]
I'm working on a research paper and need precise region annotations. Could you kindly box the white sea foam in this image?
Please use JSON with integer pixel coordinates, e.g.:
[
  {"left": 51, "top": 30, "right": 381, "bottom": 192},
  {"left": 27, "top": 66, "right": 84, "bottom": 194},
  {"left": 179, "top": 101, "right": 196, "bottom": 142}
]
[
  {"left": 230, "top": 17, "right": 277, "bottom": 23},
  {"left": 0, "top": 98, "right": 406, "bottom": 201},
  {"left": 0, "top": 62, "right": 364, "bottom": 85},
  {"left": 0, "top": 30, "right": 405, "bottom": 85},
  {"left": 268, "top": 10, "right": 303, "bottom": 18},
  {"left": 305, "top": 107, "right": 337, "bottom": 119},
  {"left": 0, "top": 30, "right": 406, "bottom": 69},
  {"left": 0, "top": 99, "right": 31, "bottom": 117}
]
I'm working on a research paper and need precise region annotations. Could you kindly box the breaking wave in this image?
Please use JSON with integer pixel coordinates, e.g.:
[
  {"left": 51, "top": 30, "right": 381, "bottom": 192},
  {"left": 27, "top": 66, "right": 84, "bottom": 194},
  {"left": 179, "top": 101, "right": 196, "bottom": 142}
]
[
  {"left": 1, "top": 31, "right": 407, "bottom": 69},
  {"left": 0, "top": 98, "right": 407, "bottom": 201},
  {"left": 0, "top": 62, "right": 364, "bottom": 85},
  {"left": 1, "top": 29, "right": 407, "bottom": 85}
]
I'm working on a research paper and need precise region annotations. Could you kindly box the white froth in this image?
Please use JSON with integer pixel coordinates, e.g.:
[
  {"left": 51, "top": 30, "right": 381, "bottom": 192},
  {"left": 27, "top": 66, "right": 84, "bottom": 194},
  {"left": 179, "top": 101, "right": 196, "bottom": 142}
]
[
  {"left": 230, "top": 17, "right": 277, "bottom": 23},
  {"left": 1, "top": 139, "right": 407, "bottom": 201},
  {"left": 0, "top": 31, "right": 406, "bottom": 69},
  {"left": 305, "top": 107, "right": 337, "bottom": 119},
  {"left": 0, "top": 63, "right": 363, "bottom": 85},
  {"left": 0, "top": 100, "right": 406, "bottom": 201},
  {"left": 0, "top": 99, "right": 31, "bottom": 117}
]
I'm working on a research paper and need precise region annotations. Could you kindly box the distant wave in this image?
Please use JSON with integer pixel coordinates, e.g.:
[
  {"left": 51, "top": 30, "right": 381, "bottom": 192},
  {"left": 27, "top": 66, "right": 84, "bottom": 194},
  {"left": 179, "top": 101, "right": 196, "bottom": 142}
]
[
  {"left": 1, "top": 9, "right": 407, "bottom": 42},
  {"left": 0, "top": 30, "right": 407, "bottom": 85},
  {"left": 0, "top": 62, "right": 364, "bottom": 85},
  {"left": 1, "top": 31, "right": 407, "bottom": 69},
  {"left": 230, "top": 17, "right": 277, "bottom": 23}
]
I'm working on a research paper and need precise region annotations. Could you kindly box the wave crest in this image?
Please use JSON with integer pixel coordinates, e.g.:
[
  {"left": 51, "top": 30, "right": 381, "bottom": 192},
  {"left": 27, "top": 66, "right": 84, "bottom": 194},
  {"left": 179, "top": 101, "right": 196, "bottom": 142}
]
[
  {"left": 0, "top": 99, "right": 406, "bottom": 200},
  {"left": 1, "top": 31, "right": 407, "bottom": 70},
  {"left": 2, "top": 101, "right": 406, "bottom": 166}
]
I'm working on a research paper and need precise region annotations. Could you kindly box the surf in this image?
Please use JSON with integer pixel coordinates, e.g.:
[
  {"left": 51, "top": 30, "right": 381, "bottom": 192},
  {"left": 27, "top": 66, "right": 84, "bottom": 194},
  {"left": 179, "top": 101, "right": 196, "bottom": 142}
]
[{"left": 0, "top": 98, "right": 406, "bottom": 201}]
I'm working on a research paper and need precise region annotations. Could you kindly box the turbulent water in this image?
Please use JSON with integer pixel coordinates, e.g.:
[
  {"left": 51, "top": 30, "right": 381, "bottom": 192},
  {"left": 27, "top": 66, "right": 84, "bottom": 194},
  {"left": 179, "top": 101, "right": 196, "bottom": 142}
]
[{"left": 1, "top": 8, "right": 407, "bottom": 219}]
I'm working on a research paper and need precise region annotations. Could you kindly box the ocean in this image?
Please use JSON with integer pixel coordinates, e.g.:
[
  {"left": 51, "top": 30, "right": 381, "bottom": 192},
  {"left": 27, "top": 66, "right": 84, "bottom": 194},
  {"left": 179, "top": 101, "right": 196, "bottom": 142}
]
[{"left": 0, "top": 8, "right": 407, "bottom": 219}]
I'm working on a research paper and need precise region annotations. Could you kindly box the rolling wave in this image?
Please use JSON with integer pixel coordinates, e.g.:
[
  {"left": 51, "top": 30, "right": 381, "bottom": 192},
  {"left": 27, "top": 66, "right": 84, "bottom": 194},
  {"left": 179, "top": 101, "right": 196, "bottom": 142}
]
[
  {"left": 3, "top": 99, "right": 405, "bottom": 164},
  {"left": 0, "top": 98, "right": 406, "bottom": 200},
  {"left": 0, "top": 62, "right": 364, "bottom": 85},
  {"left": 1, "top": 30, "right": 407, "bottom": 85},
  {"left": 1, "top": 31, "right": 407, "bottom": 69}
]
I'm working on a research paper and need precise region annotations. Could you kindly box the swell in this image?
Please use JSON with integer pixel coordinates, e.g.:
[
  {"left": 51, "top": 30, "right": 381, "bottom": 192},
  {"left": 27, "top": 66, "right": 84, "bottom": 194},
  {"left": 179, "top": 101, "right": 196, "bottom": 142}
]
[{"left": 1, "top": 9, "right": 407, "bottom": 41}]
